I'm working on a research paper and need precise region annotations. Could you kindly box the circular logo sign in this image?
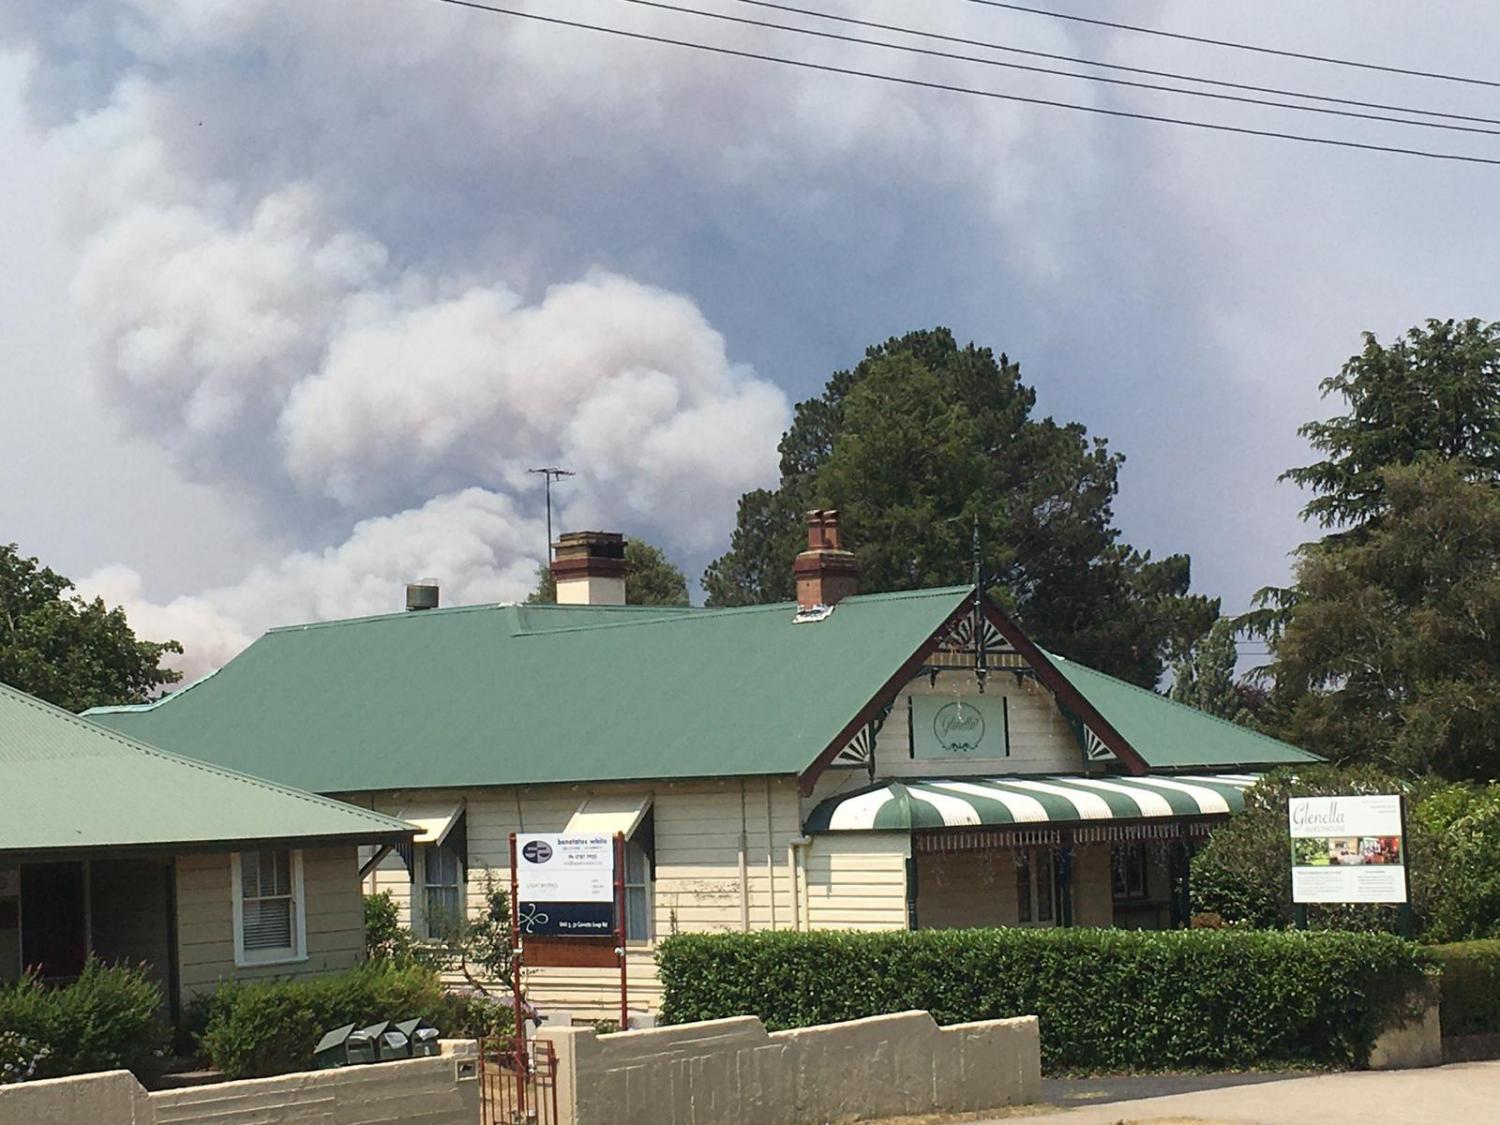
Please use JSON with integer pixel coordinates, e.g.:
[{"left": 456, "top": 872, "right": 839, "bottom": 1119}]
[
  {"left": 521, "top": 840, "right": 554, "bottom": 864},
  {"left": 933, "top": 700, "right": 985, "bottom": 753}
]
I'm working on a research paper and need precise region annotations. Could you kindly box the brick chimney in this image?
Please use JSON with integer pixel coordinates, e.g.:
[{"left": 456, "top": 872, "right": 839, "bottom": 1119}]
[
  {"left": 551, "top": 531, "right": 627, "bottom": 605},
  {"left": 793, "top": 509, "right": 859, "bottom": 610}
]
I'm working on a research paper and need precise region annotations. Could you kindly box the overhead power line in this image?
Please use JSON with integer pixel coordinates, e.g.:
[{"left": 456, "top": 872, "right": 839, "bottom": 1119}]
[
  {"left": 965, "top": 1, "right": 1500, "bottom": 91},
  {"left": 422, "top": 0, "right": 1500, "bottom": 166},
  {"left": 608, "top": 0, "right": 1500, "bottom": 138},
  {"left": 728, "top": 0, "right": 1500, "bottom": 128}
]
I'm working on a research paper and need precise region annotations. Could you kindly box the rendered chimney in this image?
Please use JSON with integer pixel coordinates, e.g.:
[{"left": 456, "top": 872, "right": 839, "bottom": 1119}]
[
  {"left": 793, "top": 509, "right": 859, "bottom": 610},
  {"left": 405, "top": 580, "right": 440, "bottom": 612},
  {"left": 551, "top": 531, "right": 628, "bottom": 606}
]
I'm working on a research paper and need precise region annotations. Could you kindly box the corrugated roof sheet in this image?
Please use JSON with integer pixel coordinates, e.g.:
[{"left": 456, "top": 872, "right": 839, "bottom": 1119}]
[
  {"left": 1046, "top": 654, "right": 1319, "bottom": 770},
  {"left": 0, "top": 680, "right": 414, "bottom": 855},
  {"left": 90, "top": 589, "right": 975, "bottom": 793}
]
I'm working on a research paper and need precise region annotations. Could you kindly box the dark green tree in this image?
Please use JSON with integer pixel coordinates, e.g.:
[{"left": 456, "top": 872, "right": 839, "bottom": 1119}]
[
  {"left": 0, "top": 543, "right": 182, "bottom": 711},
  {"left": 703, "top": 329, "right": 1217, "bottom": 686},
  {"left": 1265, "top": 460, "right": 1500, "bottom": 778},
  {"left": 1283, "top": 318, "right": 1500, "bottom": 530},
  {"left": 1244, "top": 319, "right": 1500, "bottom": 779},
  {"left": 1169, "top": 618, "right": 1250, "bottom": 723},
  {"left": 528, "top": 538, "right": 690, "bottom": 606}
]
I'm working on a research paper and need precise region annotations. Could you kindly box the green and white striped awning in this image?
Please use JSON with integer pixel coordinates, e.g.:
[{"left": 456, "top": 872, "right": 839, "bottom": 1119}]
[{"left": 804, "top": 774, "right": 1260, "bottom": 833}]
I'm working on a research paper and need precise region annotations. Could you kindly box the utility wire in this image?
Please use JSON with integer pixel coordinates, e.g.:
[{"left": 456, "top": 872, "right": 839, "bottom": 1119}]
[
  {"left": 965, "top": 1, "right": 1500, "bottom": 91},
  {"left": 729, "top": 0, "right": 1500, "bottom": 128},
  {"left": 422, "top": 0, "right": 1500, "bottom": 166},
  {"left": 608, "top": 0, "right": 1500, "bottom": 138}
]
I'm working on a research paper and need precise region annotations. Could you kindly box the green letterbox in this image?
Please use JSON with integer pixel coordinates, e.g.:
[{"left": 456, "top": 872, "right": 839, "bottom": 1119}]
[
  {"left": 395, "top": 1018, "right": 441, "bottom": 1058},
  {"left": 313, "top": 1024, "right": 358, "bottom": 1069}
]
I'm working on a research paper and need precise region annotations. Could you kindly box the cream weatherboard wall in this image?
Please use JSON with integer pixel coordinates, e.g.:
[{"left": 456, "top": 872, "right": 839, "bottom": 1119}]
[
  {"left": 175, "top": 846, "right": 366, "bottom": 1000},
  {"left": 353, "top": 777, "right": 910, "bottom": 1019}
]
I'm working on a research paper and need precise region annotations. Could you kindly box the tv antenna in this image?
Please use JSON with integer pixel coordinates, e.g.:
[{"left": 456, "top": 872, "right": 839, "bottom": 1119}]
[{"left": 528, "top": 467, "right": 575, "bottom": 561}]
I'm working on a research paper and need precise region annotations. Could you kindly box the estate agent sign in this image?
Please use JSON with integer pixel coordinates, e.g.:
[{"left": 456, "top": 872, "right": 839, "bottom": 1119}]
[
  {"left": 1288, "top": 795, "right": 1407, "bottom": 904},
  {"left": 515, "top": 833, "right": 616, "bottom": 935}
]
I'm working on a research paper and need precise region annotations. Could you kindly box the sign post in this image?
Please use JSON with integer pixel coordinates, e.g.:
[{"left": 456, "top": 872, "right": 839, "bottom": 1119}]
[
  {"left": 1289, "top": 794, "right": 1408, "bottom": 911},
  {"left": 510, "top": 831, "right": 629, "bottom": 1034}
]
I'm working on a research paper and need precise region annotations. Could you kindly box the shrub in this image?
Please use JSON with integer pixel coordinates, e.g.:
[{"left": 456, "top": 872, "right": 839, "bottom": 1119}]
[
  {"left": 436, "top": 987, "right": 515, "bottom": 1040},
  {"left": 199, "top": 961, "right": 450, "bottom": 1079},
  {"left": 1192, "top": 768, "right": 1500, "bottom": 943},
  {"left": 1428, "top": 940, "right": 1500, "bottom": 1038},
  {"left": 657, "top": 928, "right": 1433, "bottom": 1072},
  {"left": 0, "top": 959, "right": 171, "bottom": 1081}
]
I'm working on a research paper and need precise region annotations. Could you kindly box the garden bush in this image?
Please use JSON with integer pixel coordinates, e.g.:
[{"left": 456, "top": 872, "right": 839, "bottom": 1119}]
[
  {"left": 1191, "top": 767, "right": 1500, "bottom": 943},
  {"left": 198, "top": 961, "right": 511, "bottom": 1078},
  {"left": 657, "top": 928, "right": 1433, "bottom": 1072},
  {"left": 0, "top": 959, "right": 171, "bottom": 1081},
  {"left": 1428, "top": 940, "right": 1500, "bottom": 1038}
]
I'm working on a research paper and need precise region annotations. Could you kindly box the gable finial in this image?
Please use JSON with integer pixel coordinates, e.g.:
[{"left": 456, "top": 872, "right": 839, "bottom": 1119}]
[{"left": 972, "top": 515, "right": 988, "bottom": 693}]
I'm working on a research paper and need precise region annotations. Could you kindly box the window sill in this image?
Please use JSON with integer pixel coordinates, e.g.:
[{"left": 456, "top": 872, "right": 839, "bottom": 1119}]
[{"left": 234, "top": 952, "right": 310, "bottom": 969}]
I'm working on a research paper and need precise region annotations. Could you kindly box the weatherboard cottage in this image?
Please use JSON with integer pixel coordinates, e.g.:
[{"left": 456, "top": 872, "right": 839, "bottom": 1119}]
[{"left": 90, "top": 513, "right": 1317, "bottom": 1021}]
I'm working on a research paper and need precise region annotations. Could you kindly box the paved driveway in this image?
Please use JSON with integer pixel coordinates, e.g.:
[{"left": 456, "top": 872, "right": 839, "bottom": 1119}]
[{"left": 988, "top": 1061, "right": 1500, "bottom": 1124}]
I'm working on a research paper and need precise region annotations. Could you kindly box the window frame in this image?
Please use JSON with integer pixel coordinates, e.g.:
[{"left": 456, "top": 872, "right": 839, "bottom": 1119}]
[
  {"left": 419, "top": 843, "right": 466, "bottom": 942},
  {"left": 1111, "top": 842, "right": 1150, "bottom": 902},
  {"left": 1014, "top": 846, "right": 1060, "bottom": 928},
  {"left": 231, "top": 848, "right": 307, "bottom": 968},
  {"left": 623, "top": 810, "right": 655, "bottom": 945}
]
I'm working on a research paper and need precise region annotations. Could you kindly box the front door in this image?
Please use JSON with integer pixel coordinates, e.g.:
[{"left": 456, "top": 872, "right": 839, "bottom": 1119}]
[{"left": 20, "top": 862, "right": 87, "bottom": 980}]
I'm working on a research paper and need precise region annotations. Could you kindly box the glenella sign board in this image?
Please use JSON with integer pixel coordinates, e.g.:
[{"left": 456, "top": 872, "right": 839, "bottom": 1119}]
[
  {"left": 1288, "top": 795, "right": 1407, "bottom": 905},
  {"left": 515, "top": 833, "right": 615, "bottom": 936}
]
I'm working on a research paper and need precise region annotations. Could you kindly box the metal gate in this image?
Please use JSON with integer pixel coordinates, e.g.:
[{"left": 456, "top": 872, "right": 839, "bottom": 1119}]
[{"left": 478, "top": 1037, "right": 560, "bottom": 1125}]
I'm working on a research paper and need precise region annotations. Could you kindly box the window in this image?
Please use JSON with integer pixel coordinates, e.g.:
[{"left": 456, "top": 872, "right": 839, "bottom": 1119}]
[
  {"left": 624, "top": 812, "right": 655, "bottom": 942},
  {"left": 233, "top": 849, "right": 305, "bottom": 965},
  {"left": 1111, "top": 843, "right": 1149, "bottom": 901},
  {"left": 422, "top": 845, "right": 464, "bottom": 942},
  {"left": 1015, "top": 847, "right": 1058, "bottom": 926}
]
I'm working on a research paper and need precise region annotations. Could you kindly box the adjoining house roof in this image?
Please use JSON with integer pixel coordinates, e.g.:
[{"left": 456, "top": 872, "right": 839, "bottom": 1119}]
[
  {"left": 89, "top": 588, "right": 976, "bottom": 794},
  {"left": 1044, "top": 654, "right": 1319, "bottom": 770},
  {"left": 0, "top": 680, "right": 414, "bottom": 857}
]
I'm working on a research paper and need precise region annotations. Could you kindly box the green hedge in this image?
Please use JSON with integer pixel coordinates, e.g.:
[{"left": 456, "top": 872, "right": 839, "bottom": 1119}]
[
  {"left": 198, "top": 962, "right": 511, "bottom": 1079},
  {"left": 1429, "top": 940, "right": 1500, "bottom": 1038},
  {"left": 657, "top": 929, "right": 1433, "bottom": 1072},
  {"left": 0, "top": 959, "right": 171, "bottom": 1082}
]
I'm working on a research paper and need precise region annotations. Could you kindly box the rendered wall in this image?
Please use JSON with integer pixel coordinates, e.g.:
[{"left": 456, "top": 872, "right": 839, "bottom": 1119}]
[
  {"left": 0, "top": 1044, "right": 480, "bottom": 1125},
  {"left": 540, "top": 1010, "right": 1041, "bottom": 1125}
]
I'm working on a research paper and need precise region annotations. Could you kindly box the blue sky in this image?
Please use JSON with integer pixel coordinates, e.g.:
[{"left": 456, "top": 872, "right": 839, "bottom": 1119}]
[{"left": 3, "top": 1, "right": 1498, "bottom": 677}]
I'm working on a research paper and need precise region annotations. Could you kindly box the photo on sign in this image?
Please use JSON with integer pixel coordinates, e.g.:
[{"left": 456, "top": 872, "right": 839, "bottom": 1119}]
[{"left": 1290, "top": 835, "right": 1403, "bottom": 867}]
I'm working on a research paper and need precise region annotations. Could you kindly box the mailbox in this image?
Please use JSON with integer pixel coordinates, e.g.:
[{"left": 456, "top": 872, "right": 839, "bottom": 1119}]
[
  {"left": 395, "top": 1018, "right": 442, "bottom": 1058},
  {"left": 313, "top": 1023, "right": 358, "bottom": 1069}
]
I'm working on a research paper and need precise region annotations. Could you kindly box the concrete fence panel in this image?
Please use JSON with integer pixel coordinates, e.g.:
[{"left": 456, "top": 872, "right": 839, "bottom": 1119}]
[
  {"left": 540, "top": 1009, "right": 1041, "bottom": 1125},
  {"left": 0, "top": 1042, "right": 480, "bottom": 1125}
]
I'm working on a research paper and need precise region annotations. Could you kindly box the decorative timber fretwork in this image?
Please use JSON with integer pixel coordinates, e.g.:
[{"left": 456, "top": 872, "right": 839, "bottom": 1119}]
[
  {"left": 1059, "top": 704, "right": 1117, "bottom": 762},
  {"left": 830, "top": 702, "right": 894, "bottom": 781},
  {"left": 935, "top": 613, "right": 1009, "bottom": 658}
]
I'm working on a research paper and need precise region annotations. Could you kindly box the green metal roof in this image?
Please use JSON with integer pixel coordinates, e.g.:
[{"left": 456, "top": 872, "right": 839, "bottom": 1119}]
[
  {"left": 90, "top": 589, "right": 975, "bottom": 794},
  {"left": 0, "top": 680, "right": 414, "bottom": 857},
  {"left": 1045, "top": 654, "right": 1320, "bottom": 770}
]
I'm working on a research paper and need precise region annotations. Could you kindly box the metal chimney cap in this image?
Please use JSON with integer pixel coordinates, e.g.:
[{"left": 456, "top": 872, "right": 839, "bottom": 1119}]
[{"left": 405, "top": 581, "right": 440, "bottom": 612}]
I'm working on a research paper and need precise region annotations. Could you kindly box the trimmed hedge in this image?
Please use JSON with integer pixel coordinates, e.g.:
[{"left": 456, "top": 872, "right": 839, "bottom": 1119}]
[
  {"left": 199, "top": 962, "right": 512, "bottom": 1079},
  {"left": 657, "top": 929, "right": 1433, "bottom": 1072},
  {"left": 0, "top": 959, "right": 171, "bottom": 1082},
  {"left": 1429, "top": 940, "right": 1500, "bottom": 1038}
]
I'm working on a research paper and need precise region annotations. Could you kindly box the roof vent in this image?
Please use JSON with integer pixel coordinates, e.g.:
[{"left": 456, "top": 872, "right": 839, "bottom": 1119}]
[{"left": 405, "top": 580, "right": 440, "bottom": 612}]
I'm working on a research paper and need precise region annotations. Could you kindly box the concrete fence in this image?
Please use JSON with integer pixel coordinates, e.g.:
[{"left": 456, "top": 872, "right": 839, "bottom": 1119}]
[
  {"left": 539, "top": 1010, "right": 1042, "bottom": 1125},
  {"left": 0, "top": 1042, "right": 480, "bottom": 1125}
]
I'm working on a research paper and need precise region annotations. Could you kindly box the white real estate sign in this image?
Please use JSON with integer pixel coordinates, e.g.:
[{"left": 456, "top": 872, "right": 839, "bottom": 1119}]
[
  {"left": 1288, "top": 795, "right": 1407, "bottom": 905},
  {"left": 515, "top": 833, "right": 616, "bottom": 936}
]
